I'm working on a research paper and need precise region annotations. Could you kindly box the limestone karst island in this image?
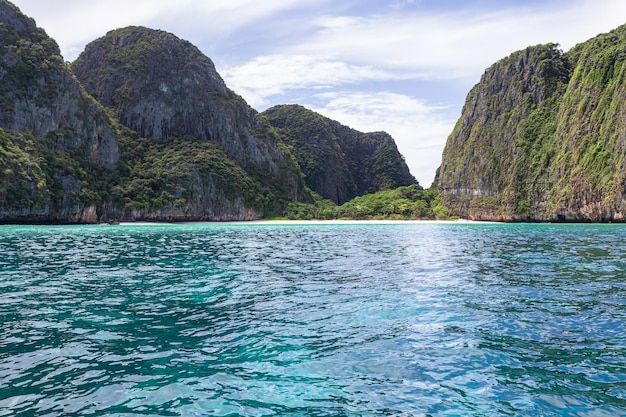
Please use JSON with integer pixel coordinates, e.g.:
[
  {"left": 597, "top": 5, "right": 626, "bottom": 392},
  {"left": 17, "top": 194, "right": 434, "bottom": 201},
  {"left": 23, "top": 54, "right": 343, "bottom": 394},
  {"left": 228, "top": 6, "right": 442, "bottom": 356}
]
[{"left": 2, "top": 0, "right": 626, "bottom": 223}]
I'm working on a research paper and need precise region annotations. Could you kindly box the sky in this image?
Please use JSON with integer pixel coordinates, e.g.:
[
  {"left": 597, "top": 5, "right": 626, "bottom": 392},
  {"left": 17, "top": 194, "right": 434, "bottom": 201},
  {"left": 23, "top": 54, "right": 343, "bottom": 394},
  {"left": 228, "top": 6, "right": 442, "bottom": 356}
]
[{"left": 10, "top": 0, "right": 626, "bottom": 186}]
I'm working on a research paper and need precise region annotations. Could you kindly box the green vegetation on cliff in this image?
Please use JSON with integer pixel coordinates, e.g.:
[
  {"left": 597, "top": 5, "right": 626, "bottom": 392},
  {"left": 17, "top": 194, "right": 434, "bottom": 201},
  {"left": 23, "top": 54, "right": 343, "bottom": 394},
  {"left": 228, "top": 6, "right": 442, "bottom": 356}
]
[
  {"left": 263, "top": 105, "right": 416, "bottom": 205},
  {"left": 438, "top": 23, "right": 626, "bottom": 222},
  {"left": 0, "top": 126, "right": 119, "bottom": 221},
  {"left": 0, "top": 0, "right": 118, "bottom": 169},
  {"left": 0, "top": 1, "right": 418, "bottom": 223},
  {"left": 109, "top": 126, "right": 270, "bottom": 216},
  {"left": 0, "top": 5, "right": 61, "bottom": 114},
  {"left": 0, "top": 128, "right": 47, "bottom": 209},
  {"left": 0, "top": 0, "right": 120, "bottom": 222}
]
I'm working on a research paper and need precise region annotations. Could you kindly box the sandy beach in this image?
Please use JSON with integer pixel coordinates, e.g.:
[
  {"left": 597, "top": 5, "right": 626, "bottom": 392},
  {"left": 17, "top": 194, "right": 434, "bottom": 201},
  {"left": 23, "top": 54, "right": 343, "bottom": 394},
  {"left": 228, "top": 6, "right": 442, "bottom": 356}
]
[
  {"left": 248, "top": 219, "right": 477, "bottom": 225},
  {"left": 116, "top": 218, "right": 488, "bottom": 226}
]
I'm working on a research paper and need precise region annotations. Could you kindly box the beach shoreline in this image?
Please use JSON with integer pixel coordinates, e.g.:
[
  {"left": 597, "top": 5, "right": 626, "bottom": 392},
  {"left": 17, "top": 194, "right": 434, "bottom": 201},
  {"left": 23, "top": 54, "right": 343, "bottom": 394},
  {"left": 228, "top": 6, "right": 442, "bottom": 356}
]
[
  {"left": 245, "top": 219, "right": 478, "bottom": 225},
  {"left": 114, "top": 219, "right": 481, "bottom": 226}
]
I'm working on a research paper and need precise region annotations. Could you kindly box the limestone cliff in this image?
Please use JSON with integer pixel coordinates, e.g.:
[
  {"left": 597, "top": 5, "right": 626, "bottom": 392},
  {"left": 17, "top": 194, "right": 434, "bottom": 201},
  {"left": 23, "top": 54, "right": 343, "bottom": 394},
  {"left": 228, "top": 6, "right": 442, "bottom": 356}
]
[
  {"left": 0, "top": 1, "right": 118, "bottom": 168},
  {"left": 0, "top": 7, "right": 309, "bottom": 223},
  {"left": 0, "top": 1, "right": 422, "bottom": 223},
  {"left": 72, "top": 26, "right": 308, "bottom": 214},
  {"left": 263, "top": 105, "right": 416, "bottom": 204},
  {"left": 438, "top": 23, "right": 626, "bottom": 222},
  {"left": 0, "top": 0, "right": 119, "bottom": 222}
]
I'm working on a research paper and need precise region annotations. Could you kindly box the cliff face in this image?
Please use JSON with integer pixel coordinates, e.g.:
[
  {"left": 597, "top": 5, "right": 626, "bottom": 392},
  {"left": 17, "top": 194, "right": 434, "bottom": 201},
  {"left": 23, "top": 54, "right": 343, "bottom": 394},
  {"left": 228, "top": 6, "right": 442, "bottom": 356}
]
[
  {"left": 0, "top": 6, "right": 310, "bottom": 223},
  {"left": 438, "top": 23, "right": 626, "bottom": 222},
  {"left": 72, "top": 26, "right": 306, "bottom": 202},
  {"left": 70, "top": 26, "right": 310, "bottom": 220},
  {"left": 263, "top": 105, "right": 416, "bottom": 204},
  {"left": 0, "top": 1, "right": 118, "bottom": 168},
  {"left": 104, "top": 131, "right": 271, "bottom": 222},
  {"left": 0, "top": 1, "right": 421, "bottom": 223},
  {"left": 0, "top": 0, "right": 119, "bottom": 222}
]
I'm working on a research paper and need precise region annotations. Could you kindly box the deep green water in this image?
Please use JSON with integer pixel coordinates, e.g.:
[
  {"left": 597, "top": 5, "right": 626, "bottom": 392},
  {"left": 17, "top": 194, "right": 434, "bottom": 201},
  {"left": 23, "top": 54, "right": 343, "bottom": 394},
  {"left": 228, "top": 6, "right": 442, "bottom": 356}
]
[{"left": 0, "top": 222, "right": 625, "bottom": 416}]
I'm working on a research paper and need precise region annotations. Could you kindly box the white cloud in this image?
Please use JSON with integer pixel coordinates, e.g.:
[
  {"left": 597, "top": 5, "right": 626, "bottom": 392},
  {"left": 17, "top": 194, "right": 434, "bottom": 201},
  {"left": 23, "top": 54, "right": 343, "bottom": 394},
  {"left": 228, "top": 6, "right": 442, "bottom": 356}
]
[
  {"left": 15, "top": 0, "right": 178, "bottom": 59},
  {"left": 305, "top": 92, "right": 456, "bottom": 186},
  {"left": 13, "top": 0, "right": 329, "bottom": 60},
  {"left": 294, "top": 0, "right": 626, "bottom": 82},
  {"left": 218, "top": 0, "right": 626, "bottom": 114},
  {"left": 13, "top": 0, "right": 626, "bottom": 83},
  {"left": 221, "top": 55, "right": 419, "bottom": 108},
  {"left": 314, "top": 16, "right": 365, "bottom": 30}
]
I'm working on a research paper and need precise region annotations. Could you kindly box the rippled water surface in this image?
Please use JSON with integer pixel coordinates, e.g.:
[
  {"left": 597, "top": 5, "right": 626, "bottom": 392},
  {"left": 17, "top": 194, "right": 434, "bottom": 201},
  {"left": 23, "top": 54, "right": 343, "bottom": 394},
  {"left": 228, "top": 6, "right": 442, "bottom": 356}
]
[{"left": 1, "top": 222, "right": 625, "bottom": 416}]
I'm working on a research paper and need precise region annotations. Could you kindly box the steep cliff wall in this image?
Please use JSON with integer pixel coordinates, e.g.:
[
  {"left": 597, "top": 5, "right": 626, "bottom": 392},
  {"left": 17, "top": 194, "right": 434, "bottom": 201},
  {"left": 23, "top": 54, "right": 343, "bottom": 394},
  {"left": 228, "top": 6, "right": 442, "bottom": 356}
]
[
  {"left": 0, "top": 10, "right": 311, "bottom": 223},
  {"left": 0, "top": 0, "right": 120, "bottom": 222},
  {"left": 438, "top": 23, "right": 626, "bottom": 222},
  {"left": 72, "top": 26, "right": 308, "bottom": 212},
  {"left": 263, "top": 105, "right": 416, "bottom": 204},
  {"left": 0, "top": 0, "right": 118, "bottom": 168}
]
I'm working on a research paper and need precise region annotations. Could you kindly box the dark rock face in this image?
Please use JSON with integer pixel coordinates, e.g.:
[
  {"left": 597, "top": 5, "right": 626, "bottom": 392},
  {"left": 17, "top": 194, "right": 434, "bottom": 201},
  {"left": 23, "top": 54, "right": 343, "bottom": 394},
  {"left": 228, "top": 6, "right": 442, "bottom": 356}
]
[
  {"left": 0, "top": 2, "right": 420, "bottom": 223},
  {"left": 72, "top": 27, "right": 230, "bottom": 141},
  {"left": 438, "top": 26, "right": 626, "bottom": 222},
  {"left": 263, "top": 105, "right": 416, "bottom": 204},
  {"left": 72, "top": 27, "right": 299, "bottom": 181},
  {"left": 0, "top": 0, "right": 118, "bottom": 169},
  {"left": 0, "top": 0, "right": 120, "bottom": 223}
]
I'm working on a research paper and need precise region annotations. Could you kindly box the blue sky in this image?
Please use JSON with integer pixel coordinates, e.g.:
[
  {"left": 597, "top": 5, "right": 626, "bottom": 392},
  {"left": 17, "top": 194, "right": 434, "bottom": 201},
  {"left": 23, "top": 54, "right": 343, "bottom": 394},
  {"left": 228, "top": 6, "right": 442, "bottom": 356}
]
[{"left": 11, "top": 0, "right": 626, "bottom": 185}]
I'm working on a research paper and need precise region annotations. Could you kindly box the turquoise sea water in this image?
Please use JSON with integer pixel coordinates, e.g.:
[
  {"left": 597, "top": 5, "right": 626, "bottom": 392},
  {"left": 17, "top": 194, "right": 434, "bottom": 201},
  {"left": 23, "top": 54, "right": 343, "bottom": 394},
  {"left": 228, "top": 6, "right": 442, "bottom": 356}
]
[{"left": 0, "top": 222, "right": 625, "bottom": 416}]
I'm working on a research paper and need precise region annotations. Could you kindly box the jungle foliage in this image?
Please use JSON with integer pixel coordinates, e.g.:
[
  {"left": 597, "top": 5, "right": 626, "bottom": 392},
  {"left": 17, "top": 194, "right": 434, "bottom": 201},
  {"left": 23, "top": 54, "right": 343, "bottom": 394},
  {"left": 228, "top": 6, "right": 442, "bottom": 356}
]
[
  {"left": 438, "top": 23, "right": 626, "bottom": 222},
  {"left": 281, "top": 184, "right": 449, "bottom": 220},
  {"left": 263, "top": 105, "right": 416, "bottom": 205}
]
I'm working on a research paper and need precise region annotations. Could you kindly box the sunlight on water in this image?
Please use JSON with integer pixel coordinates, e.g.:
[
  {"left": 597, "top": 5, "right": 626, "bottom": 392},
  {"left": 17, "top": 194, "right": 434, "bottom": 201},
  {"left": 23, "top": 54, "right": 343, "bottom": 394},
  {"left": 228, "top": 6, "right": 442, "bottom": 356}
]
[{"left": 0, "top": 223, "right": 625, "bottom": 416}]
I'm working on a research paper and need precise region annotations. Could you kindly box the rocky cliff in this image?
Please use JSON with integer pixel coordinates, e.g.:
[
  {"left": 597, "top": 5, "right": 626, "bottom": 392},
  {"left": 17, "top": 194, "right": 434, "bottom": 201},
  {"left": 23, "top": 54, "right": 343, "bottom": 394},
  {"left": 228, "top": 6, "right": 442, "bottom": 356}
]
[
  {"left": 0, "top": 1, "right": 420, "bottom": 223},
  {"left": 0, "top": 1, "right": 118, "bottom": 168},
  {"left": 72, "top": 26, "right": 310, "bottom": 219},
  {"left": 263, "top": 105, "right": 416, "bottom": 204},
  {"left": 438, "top": 23, "right": 626, "bottom": 222},
  {"left": 0, "top": 2, "right": 309, "bottom": 223},
  {"left": 0, "top": 0, "right": 119, "bottom": 222}
]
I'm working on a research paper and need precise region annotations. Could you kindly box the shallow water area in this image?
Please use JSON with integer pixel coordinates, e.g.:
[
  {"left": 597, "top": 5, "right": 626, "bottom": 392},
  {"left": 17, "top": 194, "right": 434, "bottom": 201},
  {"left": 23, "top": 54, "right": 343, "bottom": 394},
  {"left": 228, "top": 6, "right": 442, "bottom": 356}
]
[{"left": 0, "top": 222, "right": 625, "bottom": 416}]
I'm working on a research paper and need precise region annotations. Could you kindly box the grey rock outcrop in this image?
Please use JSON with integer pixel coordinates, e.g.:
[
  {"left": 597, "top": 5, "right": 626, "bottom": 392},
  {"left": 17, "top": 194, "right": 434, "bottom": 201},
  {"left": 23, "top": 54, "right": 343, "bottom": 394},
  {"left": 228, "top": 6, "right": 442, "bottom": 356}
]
[
  {"left": 72, "top": 26, "right": 307, "bottom": 205},
  {"left": 0, "top": 0, "right": 118, "bottom": 169},
  {"left": 263, "top": 104, "right": 416, "bottom": 204}
]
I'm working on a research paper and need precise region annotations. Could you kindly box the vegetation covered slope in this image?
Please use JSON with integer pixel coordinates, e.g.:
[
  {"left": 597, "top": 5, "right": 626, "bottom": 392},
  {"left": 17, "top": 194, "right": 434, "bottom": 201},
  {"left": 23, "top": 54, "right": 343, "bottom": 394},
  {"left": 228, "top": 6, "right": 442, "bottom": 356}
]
[
  {"left": 0, "top": 1, "right": 424, "bottom": 223},
  {"left": 282, "top": 184, "right": 446, "bottom": 220},
  {"left": 263, "top": 104, "right": 416, "bottom": 205},
  {"left": 0, "top": 0, "right": 119, "bottom": 222},
  {"left": 72, "top": 26, "right": 310, "bottom": 219},
  {"left": 438, "top": 23, "right": 626, "bottom": 222}
]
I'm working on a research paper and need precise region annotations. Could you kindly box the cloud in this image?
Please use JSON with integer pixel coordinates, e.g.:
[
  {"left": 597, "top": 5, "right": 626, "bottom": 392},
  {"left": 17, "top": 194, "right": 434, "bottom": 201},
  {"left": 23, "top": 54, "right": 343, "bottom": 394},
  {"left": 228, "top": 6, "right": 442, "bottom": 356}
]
[
  {"left": 13, "top": 0, "right": 330, "bottom": 60},
  {"left": 295, "top": 0, "right": 626, "bottom": 81},
  {"left": 220, "top": 55, "right": 419, "bottom": 108},
  {"left": 14, "top": 0, "right": 626, "bottom": 82},
  {"left": 15, "top": 0, "right": 178, "bottom": 59},
  {"left": 305, "top": 92, "right": 456, "bottom": 186},
  {"left": 218, "top": 0, "right": 626, "bottom": 111}
]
